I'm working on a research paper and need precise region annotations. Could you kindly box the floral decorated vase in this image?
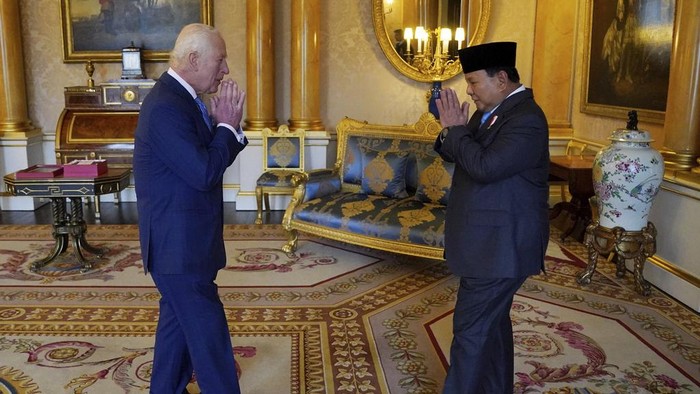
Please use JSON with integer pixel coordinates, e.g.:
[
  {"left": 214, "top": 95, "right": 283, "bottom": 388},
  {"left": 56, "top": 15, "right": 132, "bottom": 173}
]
[{"left": 592, "top": 112, "right": 664, "bottom": 231}]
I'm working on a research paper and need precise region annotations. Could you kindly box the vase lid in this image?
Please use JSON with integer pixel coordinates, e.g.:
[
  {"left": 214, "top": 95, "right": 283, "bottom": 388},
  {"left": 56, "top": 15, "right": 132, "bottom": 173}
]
[{"left": 609, "top": 128, "right": 654, "bottom": 143}]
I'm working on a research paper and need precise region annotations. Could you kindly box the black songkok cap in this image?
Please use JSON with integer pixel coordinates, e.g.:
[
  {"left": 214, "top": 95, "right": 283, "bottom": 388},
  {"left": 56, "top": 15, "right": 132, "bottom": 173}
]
[{"left": 458, "top": 42, "right": 517, "bottom": 74}]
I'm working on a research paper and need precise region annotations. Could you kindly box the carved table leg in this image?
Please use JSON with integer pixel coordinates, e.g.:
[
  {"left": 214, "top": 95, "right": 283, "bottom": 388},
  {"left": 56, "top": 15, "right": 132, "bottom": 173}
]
[
  {"left": 30, "top": 198, "right": 69, "bottom": 272},
  {"left": 69, "top": 197, "right": 103, "bottom": 272}
]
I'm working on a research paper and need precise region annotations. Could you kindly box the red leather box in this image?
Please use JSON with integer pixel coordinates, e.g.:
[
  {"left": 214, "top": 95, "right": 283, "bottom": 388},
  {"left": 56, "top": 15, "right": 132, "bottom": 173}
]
[
  {"left": 63, "top": 159, "right": 108, "bottom": 177},
  {"left": 15, "top": 165, "right": 64, "bottom": 179}
]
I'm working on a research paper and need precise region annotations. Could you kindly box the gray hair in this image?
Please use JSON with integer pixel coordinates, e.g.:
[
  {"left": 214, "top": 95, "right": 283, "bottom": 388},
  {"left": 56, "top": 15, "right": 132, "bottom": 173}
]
[{"left": 169, "top": 23, "right": 220, "bottom": 69}]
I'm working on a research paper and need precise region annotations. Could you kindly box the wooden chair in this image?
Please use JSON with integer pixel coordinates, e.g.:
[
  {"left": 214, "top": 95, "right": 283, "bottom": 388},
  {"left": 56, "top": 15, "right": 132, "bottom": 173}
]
[
  {"left": 255, "top": 126, "right": 305, "bottom": 224},
  {"left": 551, "top": 140, "right": 589, "bottom": 202}
]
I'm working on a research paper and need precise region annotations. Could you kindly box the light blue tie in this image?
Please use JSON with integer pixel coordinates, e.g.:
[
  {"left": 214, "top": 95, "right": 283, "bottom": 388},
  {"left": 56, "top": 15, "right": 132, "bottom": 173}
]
[
  {"left": 480, "top": 110, "right": 492, "bottom": 126},
  {"left": 195, "top": 97, "right": 213, "bottom": 130}
]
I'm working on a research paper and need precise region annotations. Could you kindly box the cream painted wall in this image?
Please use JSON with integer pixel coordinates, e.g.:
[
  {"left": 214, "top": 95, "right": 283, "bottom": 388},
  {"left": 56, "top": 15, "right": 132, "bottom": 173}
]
[
  {"left": 21, "top": 1, "right": 665, "bottom": 150},
  {"left": 18, "top": 0, "right": 536, "bottom": 137}
]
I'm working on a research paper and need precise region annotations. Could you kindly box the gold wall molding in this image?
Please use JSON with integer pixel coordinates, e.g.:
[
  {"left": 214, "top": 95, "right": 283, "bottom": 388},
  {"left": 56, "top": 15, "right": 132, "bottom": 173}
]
[
  {"left": 661, "top": 176, "right": 700, "bottom": 196},
  {"left": 660, "top": 149, "right": 699, "bottom": 172},
  {"left": 648, "top": 255, "right": 700, "bottom": 289}
]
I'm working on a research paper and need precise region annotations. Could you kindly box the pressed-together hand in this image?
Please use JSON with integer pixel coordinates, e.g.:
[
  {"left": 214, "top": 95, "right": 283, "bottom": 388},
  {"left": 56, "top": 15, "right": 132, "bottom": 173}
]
[
  {"left": 211, "top": 79, "right": 246, "bottom": 129},
  {"left": 436, "top": 88, "right": 469, "bottom": 128}
]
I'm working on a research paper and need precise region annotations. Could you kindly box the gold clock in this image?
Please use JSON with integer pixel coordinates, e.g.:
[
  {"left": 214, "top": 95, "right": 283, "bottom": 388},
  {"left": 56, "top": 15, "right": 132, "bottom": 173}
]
[{"left": 122, "top": 89, "right": 136, "bottom": 102}]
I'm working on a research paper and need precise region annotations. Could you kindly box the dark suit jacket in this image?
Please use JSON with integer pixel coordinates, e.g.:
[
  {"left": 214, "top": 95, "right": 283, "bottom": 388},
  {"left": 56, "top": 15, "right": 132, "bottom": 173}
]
[
  {"left": 395, "top": 40, "right": 408, "bottom": 59},
  {"left": 133, "top": 71, "right": 247, "bottom": 274},
  {"left": 435, "top": 88, "right": 549, "bottom": 278}
]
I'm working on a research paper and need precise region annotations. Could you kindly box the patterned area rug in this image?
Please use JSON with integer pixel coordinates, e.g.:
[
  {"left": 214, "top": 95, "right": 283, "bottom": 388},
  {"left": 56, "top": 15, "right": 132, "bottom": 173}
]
[{"left": 0, "top": 224, "right": 698, "bottom": 393}]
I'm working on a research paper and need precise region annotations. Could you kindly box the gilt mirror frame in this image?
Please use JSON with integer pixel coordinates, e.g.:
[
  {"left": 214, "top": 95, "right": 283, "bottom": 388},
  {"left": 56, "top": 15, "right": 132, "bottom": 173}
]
[{"left": 372, "top": 0, "right": 491, "bottom": 82}]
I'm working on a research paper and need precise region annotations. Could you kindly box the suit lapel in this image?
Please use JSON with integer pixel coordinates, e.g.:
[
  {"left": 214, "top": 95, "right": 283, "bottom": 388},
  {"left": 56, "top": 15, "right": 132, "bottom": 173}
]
[
  {"left": 159, "top": 72, "right": 214, "bottom": 142},
  {"left": 475, "top": 89, "right": 532, "bottom": 141}
]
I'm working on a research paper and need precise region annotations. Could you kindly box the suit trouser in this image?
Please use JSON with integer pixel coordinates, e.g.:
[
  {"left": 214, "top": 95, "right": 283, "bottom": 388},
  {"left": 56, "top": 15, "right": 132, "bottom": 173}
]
[
  {"left": 150, "top": 272, "right": 241, "bottom": 394},
  {"left": 443, "top": 276, "right": 527, "bottom": 394}
]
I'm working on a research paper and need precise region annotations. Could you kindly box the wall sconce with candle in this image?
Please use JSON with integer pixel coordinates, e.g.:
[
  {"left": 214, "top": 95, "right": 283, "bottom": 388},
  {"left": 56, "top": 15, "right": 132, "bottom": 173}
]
[{"left": 384, "top": 0, "right": 394, "bottom": 14}]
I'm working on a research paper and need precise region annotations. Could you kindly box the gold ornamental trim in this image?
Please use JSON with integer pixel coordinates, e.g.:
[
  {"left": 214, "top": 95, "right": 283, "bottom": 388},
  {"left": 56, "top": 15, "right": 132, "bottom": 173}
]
[
  {"left": 662, "top": 173, "right": 700, "bottom": 195},
  {"left": 371, "top": 0, "right": 491, "bottom": 83},
  {"left": 290, "top": 221, "right": 444, "bottom": 261},
  {"left": 648, "top": 255, "right": 700, "bottom": 289}
]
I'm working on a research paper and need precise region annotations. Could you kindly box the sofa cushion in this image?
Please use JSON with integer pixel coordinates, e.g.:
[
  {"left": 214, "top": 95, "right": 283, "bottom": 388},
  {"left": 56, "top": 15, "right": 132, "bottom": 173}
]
[
  {"left": 360, "top": 148, "right": 409, "bottom": 198},
  {"left": 415, "top": 154, "right": 454, "bottom": 205},
  {"left": 256, "top": 169, "right": 299, "bottom": 187},
  {"left": 292, "top": 192, "right": 445, "bottom": 248}
]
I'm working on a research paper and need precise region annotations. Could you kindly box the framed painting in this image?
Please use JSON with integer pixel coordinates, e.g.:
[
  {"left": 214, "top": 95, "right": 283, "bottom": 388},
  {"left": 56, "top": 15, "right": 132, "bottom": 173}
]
[
  {"left": 60, "top": 0, "right": 212, "bottom": 63},
  {"left": 581, "top": 0, "right": 675, "bottom": 123}
]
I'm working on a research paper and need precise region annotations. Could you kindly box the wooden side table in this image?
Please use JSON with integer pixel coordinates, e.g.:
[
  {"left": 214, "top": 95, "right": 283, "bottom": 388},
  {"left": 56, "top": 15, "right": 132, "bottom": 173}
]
[
  {"left": 3, "top": 168, "right": 131, "bottom": 272},
  {"left": 549, "top": 155, "right": 595, "bottom": 242}
]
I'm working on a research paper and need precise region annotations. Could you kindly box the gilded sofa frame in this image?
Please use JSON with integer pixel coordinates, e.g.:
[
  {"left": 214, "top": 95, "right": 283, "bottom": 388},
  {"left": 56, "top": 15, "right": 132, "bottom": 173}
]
[{"left": 281, "top": 112, "right": 445, "bottom": 260}]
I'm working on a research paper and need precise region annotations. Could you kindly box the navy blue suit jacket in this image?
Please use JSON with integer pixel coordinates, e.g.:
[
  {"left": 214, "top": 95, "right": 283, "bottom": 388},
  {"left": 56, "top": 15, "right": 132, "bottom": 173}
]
[
  {"left": 133, "top": 72, "right": 247, "bottom": 274},
  {"left": 435, "top": 88, "right": 549, "bottom": 278}
]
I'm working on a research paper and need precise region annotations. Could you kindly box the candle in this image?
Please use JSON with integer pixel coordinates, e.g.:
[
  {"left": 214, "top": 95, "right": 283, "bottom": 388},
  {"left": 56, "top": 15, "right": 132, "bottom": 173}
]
[
  {"left": 416, "top": 26, "right": 425, "bottom": 53},
  {"left": 440, "top": 28, "right": 452, "bottom": 54},
  {"left": 404, "top": 28, "right": 413, "bottom": 55},
  {"left": 455, "top": 27, "right": 465, "bottom": 49}
]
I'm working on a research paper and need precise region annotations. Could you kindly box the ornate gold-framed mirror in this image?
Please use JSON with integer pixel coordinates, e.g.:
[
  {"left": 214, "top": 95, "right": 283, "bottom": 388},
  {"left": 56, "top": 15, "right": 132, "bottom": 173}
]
[{"left": 373, "top": 0, "right": 491, "bottom": 82}]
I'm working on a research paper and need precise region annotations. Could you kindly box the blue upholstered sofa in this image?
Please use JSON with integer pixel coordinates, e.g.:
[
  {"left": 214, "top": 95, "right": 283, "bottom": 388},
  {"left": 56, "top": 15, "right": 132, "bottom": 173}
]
[{"left": 282, "top": 113, "right": 453, "bottom": 260}]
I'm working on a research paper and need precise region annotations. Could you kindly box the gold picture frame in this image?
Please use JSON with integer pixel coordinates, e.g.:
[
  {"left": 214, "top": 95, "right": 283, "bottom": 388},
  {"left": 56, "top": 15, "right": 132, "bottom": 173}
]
[
  {"left": 60, "top": 0, "right": 212, "bottom": 63},
  {"left": 580, "top": 0, "right": 675, "bottom": 124}
]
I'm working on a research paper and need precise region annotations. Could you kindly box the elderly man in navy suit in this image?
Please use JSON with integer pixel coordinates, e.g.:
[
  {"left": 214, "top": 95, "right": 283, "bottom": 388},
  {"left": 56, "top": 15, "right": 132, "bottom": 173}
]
[
  {"left": 434, "top": 42, "right": 550, "bottom": 393},
  {"left": 133, "top": 23, "right": 247, "bottom": 393}
]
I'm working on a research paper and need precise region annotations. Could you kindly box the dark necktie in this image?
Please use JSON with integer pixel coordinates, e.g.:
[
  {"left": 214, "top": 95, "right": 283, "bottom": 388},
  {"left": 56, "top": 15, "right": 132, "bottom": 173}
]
[{"left": 195, "top": 97, "right": 213, "bottom": 130}]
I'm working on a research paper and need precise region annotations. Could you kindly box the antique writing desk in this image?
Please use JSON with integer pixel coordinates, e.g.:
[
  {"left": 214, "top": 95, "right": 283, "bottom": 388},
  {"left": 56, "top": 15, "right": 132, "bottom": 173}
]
[
  {"left": 549, "top": 155, "right": 595, "bottom": 242},
  {"left": 56, "top": 81, "right": 153, "bottom": 216},
  {"left": 57, "top": 81, "right": 153, "bottom": 166},
  {"left": 3, "top": 168, "right": 131, "bottom": 272}
]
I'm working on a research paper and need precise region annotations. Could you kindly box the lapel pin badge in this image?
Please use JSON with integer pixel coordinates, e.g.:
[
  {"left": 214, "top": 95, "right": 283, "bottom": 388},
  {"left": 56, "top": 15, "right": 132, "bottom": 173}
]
[{"left": 488, "top": 115, "right": 498, "bottom": 129}]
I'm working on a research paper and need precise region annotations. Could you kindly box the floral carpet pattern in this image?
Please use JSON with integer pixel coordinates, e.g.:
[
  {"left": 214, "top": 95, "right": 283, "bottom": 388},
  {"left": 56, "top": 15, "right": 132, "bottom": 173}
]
[{"left": 0, "top": 224, "right": 698, "bottom": 393}]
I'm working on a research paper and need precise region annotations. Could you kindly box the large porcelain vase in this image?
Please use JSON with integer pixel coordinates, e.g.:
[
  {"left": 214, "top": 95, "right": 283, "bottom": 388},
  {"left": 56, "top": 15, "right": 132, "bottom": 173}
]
[{"left": 592, "top": 124, "right": 664, "bottom": 231}]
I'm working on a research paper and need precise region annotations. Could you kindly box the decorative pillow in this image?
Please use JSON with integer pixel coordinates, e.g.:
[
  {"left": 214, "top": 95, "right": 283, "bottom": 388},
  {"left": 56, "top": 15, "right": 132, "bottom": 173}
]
[
  {"left": 343, "top": 137, "right": 364, "bottom": 185},
  {"left": 360, "top": 148, "right": 410, "bottom": 198},
  {"left": 415, "top": 155, "right": 454, "bottom": 205}
]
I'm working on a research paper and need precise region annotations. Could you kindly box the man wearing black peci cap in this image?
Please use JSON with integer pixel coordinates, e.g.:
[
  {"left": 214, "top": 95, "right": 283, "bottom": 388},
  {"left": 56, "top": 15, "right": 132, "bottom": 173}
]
[{"left": 434, "top": 41, "right": 550, "bottom": 393}]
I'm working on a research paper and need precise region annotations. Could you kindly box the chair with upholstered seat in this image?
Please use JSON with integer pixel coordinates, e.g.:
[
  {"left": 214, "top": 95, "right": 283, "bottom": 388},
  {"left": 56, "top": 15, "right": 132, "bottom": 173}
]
[
  {"left": 551, "top": 140, "right": 589, "bottom": 202},
  {"left": 255, "top": 126, "right": 305, "bottom": 224}
]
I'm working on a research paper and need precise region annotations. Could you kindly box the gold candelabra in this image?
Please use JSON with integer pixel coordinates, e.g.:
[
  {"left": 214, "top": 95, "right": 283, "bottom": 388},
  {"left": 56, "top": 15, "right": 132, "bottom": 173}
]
[{"left": 403, "top": 26, "right": 465, "bottom": 77}]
